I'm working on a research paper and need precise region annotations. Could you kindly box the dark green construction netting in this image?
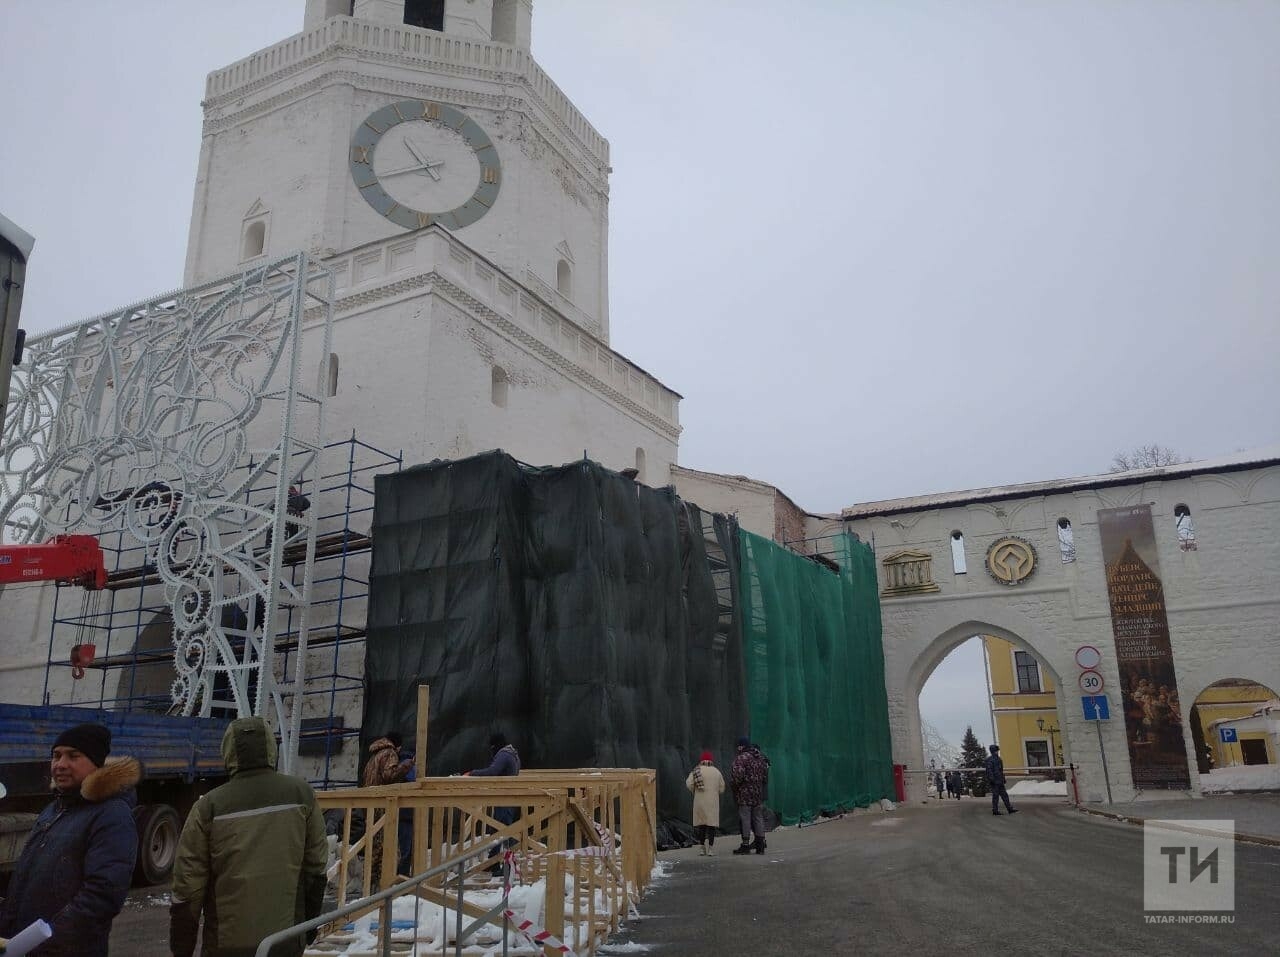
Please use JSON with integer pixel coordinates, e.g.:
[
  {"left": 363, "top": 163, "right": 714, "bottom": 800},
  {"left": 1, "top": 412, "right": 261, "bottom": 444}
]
[
  {"left": 738, "top": 529, "right": 895, "bottom": 823},
  {"left": 362, "top": 451, "right": 894, "bottom": 837}
]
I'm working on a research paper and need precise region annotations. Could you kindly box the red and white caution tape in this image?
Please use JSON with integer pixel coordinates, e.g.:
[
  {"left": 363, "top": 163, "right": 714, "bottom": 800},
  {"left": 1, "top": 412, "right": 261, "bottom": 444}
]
[
  {"left": 500, "top": 851, "right": 576, "bottom": 954},
  {"left": 490, "top": 826, "right": 616, "bottom": 956},
  {"left": 501, "top": 911, "right": 575, "bottom": 954},
  {"left": 552, "top": 822, "right": 617, "bottom": 859}
]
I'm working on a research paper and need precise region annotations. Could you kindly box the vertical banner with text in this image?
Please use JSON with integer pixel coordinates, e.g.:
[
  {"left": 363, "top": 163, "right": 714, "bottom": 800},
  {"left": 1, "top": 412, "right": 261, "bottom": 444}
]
[{"left": 1097, "top": 505, "right": 1191, "bottom": 789}]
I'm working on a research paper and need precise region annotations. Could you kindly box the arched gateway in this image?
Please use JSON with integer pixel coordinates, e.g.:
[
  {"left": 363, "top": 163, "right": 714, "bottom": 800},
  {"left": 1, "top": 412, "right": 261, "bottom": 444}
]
[
  {"left": 903, "top": 620, "right": 1070, "bottom": 791},
  {"left": 834, "top": 453, "right": 1280, "bottom": 804}
]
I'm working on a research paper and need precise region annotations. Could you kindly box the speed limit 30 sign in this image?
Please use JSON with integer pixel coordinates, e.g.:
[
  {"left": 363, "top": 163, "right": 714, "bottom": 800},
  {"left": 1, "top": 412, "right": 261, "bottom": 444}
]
[{"left": 1078, "top": 669, "right": 1104, "bottom": 694}]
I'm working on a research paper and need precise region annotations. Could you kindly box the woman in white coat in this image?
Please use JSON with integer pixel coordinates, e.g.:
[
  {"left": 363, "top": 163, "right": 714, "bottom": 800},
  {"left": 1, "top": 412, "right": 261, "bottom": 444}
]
[{"left": 685, "top": 751, "right": 726, "bottom": 855}]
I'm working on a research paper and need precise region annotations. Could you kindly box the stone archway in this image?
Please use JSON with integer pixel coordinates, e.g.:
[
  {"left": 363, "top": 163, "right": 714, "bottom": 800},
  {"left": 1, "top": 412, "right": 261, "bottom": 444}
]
[
  {"left": 1188, "top": 678, "right": 1280, "bottom": 789},
  {"left": 900, "top": 619, "right": 1071, "bottom": 802}
]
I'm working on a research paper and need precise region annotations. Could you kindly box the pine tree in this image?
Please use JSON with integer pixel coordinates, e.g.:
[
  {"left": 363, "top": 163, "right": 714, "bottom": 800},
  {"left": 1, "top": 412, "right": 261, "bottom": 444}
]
[{"left": 960, "top": 725, "right": 989, "bottom": 797}]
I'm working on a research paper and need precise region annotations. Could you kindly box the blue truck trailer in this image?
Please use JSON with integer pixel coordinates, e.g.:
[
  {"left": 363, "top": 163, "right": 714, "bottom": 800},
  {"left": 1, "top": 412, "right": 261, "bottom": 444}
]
[{"left": 0, "top": 702, "right": 232, "bottom": 885}]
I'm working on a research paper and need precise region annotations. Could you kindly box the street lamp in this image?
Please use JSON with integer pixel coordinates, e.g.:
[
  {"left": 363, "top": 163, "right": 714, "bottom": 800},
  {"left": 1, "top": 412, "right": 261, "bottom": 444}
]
[{"left": 1037, "top": 717, "right": 1062, "bottom": 780}]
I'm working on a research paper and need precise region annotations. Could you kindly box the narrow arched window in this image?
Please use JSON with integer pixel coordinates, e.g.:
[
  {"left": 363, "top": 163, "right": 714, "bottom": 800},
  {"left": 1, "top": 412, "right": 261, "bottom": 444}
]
[
  {"left": 242, "top": 220, "right": 266, "bottom": 260},
  {"left": 950, "top": 530, "right": 966, "bottom": 574},
  {"left": 556, "top": 259, "right": 572, "bottom": 297},
  {"left": 1057, "top": 518, "right": 1076, "bottom": 563},
  {"left": 491, "top": 366, "right": 509, "bottom": 407},
  {"left": 1174, "top": 504, "right": 1197, "bottom": 551},
  {"left": 326, "top": 353, "right": 339, "bottom": 397},
  {"left": 635, "top": 447, "right": 646, "bottom": 483}
]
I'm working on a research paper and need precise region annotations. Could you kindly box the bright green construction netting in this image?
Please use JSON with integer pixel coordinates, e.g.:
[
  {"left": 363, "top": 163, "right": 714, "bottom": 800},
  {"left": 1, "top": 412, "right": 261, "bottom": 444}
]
[{"left": 738, "top": 529, "right": 895, "bottom": 824}]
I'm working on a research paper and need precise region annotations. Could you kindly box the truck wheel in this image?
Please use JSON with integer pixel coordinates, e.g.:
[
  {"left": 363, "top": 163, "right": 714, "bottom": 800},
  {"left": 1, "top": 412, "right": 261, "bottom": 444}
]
[{"left": 134, "top": 804, "right": 181, "bottom": 886}]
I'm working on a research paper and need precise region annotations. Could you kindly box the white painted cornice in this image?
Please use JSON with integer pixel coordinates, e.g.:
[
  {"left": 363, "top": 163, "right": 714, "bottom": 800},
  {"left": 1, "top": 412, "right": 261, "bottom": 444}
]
[{"left": 202, "top": 17, "right": 609, "bottom": 173}]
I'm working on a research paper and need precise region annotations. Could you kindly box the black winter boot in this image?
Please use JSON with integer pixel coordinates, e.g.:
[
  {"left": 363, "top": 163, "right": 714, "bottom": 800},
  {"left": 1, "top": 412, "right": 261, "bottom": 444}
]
[
  {"left": 753, "top": 837, "right": 767, "bottom": 854},
  {"left": 732, "top": 843, "right": 753, "bottom": 855}
]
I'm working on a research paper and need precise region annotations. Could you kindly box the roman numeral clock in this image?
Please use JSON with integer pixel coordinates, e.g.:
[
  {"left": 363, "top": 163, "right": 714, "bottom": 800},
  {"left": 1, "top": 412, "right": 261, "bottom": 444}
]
[{"left": 350, "top": 99, "right": 501, "bottom": 230}]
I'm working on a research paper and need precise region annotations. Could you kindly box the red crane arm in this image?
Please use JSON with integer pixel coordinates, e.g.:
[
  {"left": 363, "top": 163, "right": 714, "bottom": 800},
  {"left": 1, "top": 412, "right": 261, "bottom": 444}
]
[{"left": 0, "top": 534, "right": 108, "bottom": 590}]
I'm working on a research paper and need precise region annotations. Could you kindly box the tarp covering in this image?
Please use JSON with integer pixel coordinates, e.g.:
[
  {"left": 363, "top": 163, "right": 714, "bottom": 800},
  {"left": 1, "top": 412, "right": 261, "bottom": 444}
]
[
  {"left": 362, "top": 452, "right": 894, "bottom": 838},
  {"left": 362, "top": 452, "right": 746, "bottom": 838},
  {"left": 738, "top": 530, "right": 895, "bottom": 823}
]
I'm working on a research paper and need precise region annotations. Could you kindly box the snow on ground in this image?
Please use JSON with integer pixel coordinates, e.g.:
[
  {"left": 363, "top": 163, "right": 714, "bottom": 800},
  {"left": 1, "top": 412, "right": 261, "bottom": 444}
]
[
  {"left": 124, "top": 892, "right": 171, "bottom": 909},
  {"left": 301, "top": 875, "right": 578, "bottom": 956},
  {"left": 1200, "top": 764, "right": 1280, "bottom": 793},
  {"left": 599, "top": 943, "right": 653, "bottom": 954},
  {"left": 1007, "top": 779, "right": 1068, "bottom": 796}
]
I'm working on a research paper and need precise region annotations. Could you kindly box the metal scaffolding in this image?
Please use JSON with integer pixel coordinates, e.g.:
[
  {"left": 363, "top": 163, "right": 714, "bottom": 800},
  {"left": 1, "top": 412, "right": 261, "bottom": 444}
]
[
  {"left": 39, "top": 434, "right": 400, "bottom": 787},
  {"left": 1, "top": 253, "right": 339, "bottom": 772}
]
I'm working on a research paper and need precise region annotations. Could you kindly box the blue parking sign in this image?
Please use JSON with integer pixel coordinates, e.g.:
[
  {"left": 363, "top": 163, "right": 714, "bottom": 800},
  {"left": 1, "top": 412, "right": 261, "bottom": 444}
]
[
  {"left": 1219, "top": 727, "right": 1238, "bottom": 744},
  {"left": 1082, "top": 695, "right": 1110, "bottom": 720}
]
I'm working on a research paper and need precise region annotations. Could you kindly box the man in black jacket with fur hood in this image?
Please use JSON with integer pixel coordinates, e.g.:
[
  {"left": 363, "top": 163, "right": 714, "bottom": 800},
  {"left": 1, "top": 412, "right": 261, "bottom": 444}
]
[{"left": 0, "top": 723, "right": 140, "bottom": 956}]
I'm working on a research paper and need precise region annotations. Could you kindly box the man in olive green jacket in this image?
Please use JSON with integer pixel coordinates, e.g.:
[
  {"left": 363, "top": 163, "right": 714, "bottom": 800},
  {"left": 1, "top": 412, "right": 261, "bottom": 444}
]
[{"left": 169, "top": 717, "right": 328, "bottom": 957}]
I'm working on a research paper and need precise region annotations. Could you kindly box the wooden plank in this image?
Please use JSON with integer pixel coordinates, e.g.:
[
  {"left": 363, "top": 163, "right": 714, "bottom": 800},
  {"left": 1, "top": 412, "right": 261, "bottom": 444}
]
[{"left": 415, "top": 684, "right": 429, "bottom": 775}]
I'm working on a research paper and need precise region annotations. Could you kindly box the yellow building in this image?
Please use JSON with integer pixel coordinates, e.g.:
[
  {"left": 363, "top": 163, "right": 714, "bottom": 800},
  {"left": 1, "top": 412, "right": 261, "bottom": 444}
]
[
  {"left": 982, "top": 636, "right": 1061, "bottom": 776},
  {"left": 1192, "top": 679, "right": 1279, "bottom": 768}
]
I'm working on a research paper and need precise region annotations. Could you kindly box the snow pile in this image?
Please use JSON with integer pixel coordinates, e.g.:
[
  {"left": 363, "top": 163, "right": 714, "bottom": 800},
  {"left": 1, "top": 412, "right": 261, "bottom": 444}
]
[
  {"left": 1007, "top": 779, "right": 1068, "bottom": 796},
  {"left": 1200, "top": 765, "right": 1280, "bottom": 793},
  {"left": 303, "top": 872, "right": 594, "bottom": 956}
]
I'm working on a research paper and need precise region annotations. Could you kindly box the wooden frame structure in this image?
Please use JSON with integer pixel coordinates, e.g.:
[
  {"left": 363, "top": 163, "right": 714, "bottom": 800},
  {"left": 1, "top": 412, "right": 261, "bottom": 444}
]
[{"left": 314, "top": 769, "right": 656, "bottom": 955}]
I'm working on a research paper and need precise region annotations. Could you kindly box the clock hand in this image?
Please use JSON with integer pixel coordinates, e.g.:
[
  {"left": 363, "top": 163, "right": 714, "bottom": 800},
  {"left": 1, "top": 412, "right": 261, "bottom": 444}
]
[
  {"left": 380, "top": 160, "right": 432, "bottom": 177},
  {"left": 404, "top": 139, "right": 430, "bottom": 164},
  {"left": 404, "top": 140, "right": 445, "bottom": 181}
]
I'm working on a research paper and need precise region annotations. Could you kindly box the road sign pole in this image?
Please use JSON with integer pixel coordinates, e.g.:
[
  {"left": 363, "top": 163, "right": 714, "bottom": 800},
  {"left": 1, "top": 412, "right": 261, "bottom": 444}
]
[{"left": 1095, "top": 719, "right": 1113, "bottom": 804}]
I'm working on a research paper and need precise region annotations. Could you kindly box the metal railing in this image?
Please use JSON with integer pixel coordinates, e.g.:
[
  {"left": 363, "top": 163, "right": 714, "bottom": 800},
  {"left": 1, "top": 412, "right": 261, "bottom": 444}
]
[{"left": 254, "top": 838, "right": 513, "bottom": 957}]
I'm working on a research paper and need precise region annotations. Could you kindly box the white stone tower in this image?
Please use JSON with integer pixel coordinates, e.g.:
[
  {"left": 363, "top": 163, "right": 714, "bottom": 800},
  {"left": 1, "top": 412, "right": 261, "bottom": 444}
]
[
  {"left": 187, "top": 0, "right": 611, "bottom": 342},
  {"left": 184, "top": 0, "right": 679, "bottom": 481}
]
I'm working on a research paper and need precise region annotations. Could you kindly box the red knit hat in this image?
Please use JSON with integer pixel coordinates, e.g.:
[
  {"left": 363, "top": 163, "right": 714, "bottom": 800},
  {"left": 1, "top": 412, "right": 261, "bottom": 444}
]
[{"left": 699, "top": 751, "right": 713, "bottom": 762}]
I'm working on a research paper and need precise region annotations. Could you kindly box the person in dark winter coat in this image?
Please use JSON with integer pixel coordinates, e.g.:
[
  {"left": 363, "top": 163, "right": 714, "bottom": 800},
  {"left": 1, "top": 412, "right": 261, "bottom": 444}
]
[
  {"left": 730, "top": 737, "right": 770, "bottom": 855},
  {"left": 984, "top": 744, "right": 1017, "bottom": 815},
  {"left": 0, "top": 723, "right": 140, "bottom": 957},
  {"left": 465, "top": 732, "right": 521, "bottom": 822},
  {"left": 466, "top": 733, "right": 521, "bottom": 780},
  {"left": 464, "top": 733, "right": 522, "bottom": 872},
  {"left": 946, "top": 769, "right": 963, "bottom": 799}
]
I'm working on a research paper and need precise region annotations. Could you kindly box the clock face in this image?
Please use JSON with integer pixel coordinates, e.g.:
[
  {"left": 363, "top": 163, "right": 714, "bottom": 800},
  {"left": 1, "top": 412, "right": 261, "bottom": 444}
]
[{"left": 350, "top": 100, "right": 501, "bottom": 231}]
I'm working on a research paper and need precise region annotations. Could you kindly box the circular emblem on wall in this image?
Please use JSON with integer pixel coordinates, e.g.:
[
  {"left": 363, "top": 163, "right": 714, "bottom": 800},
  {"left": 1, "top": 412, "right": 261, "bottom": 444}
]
[{"left": 985, "top": 535, "right": 1037, "bottom": 586}]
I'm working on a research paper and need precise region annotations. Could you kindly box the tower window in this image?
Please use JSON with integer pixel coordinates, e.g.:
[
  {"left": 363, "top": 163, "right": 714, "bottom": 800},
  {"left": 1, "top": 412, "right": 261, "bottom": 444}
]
[
  {"left": 241, "top": 219, "right": 266, "bottom": 260},
  {"left": 1057, "top": 518, "right": 1076, "bottom": 563},
  {"left": 556, "top": 259, "right": 572, "bottom": 297},
  {"left": 327, "top": 353, "right": 339, "bottom": 397},
  {"left": 404, "top": 0, "right": 444, "bottom": 30},
  {"left": 950, "top": 530, "right": 966, "bottom": 574},
  {"left": 635, "top": 447, "right": 646, "bottom": 483},
  {"left": 1174, "top": 504, "right": 1197, "bottom": 551},
  {"left": 491, "top": 366, "right": 508, "bottom": 408}
]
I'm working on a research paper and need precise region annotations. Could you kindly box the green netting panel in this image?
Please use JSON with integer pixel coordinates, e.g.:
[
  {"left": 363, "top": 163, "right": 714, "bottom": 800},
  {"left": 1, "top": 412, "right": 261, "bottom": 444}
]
[{"left": 738, "top": 529, "right": 895, "bottom": 823}]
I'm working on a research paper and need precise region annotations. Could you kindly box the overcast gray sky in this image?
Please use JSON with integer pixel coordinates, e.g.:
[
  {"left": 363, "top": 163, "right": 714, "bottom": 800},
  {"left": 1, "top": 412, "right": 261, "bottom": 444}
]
[
  {"left": 918, "top": 637, "right": 993, "bottom": 753},
  {"left": 4, "top": 0, "right": 1278, "bottom": 516},
  {"left": 5, "top": 3, "right": 1279, "bottom": 749}
]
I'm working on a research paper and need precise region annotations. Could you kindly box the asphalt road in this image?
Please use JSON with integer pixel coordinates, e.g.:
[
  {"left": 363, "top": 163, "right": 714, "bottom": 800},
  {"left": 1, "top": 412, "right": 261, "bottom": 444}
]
[
  {"left": 604, "top": 796, "right": 1280, "bottom": 956},
  {"left": 109, "top": 796, "right": 1280, "bottom": 955}
]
